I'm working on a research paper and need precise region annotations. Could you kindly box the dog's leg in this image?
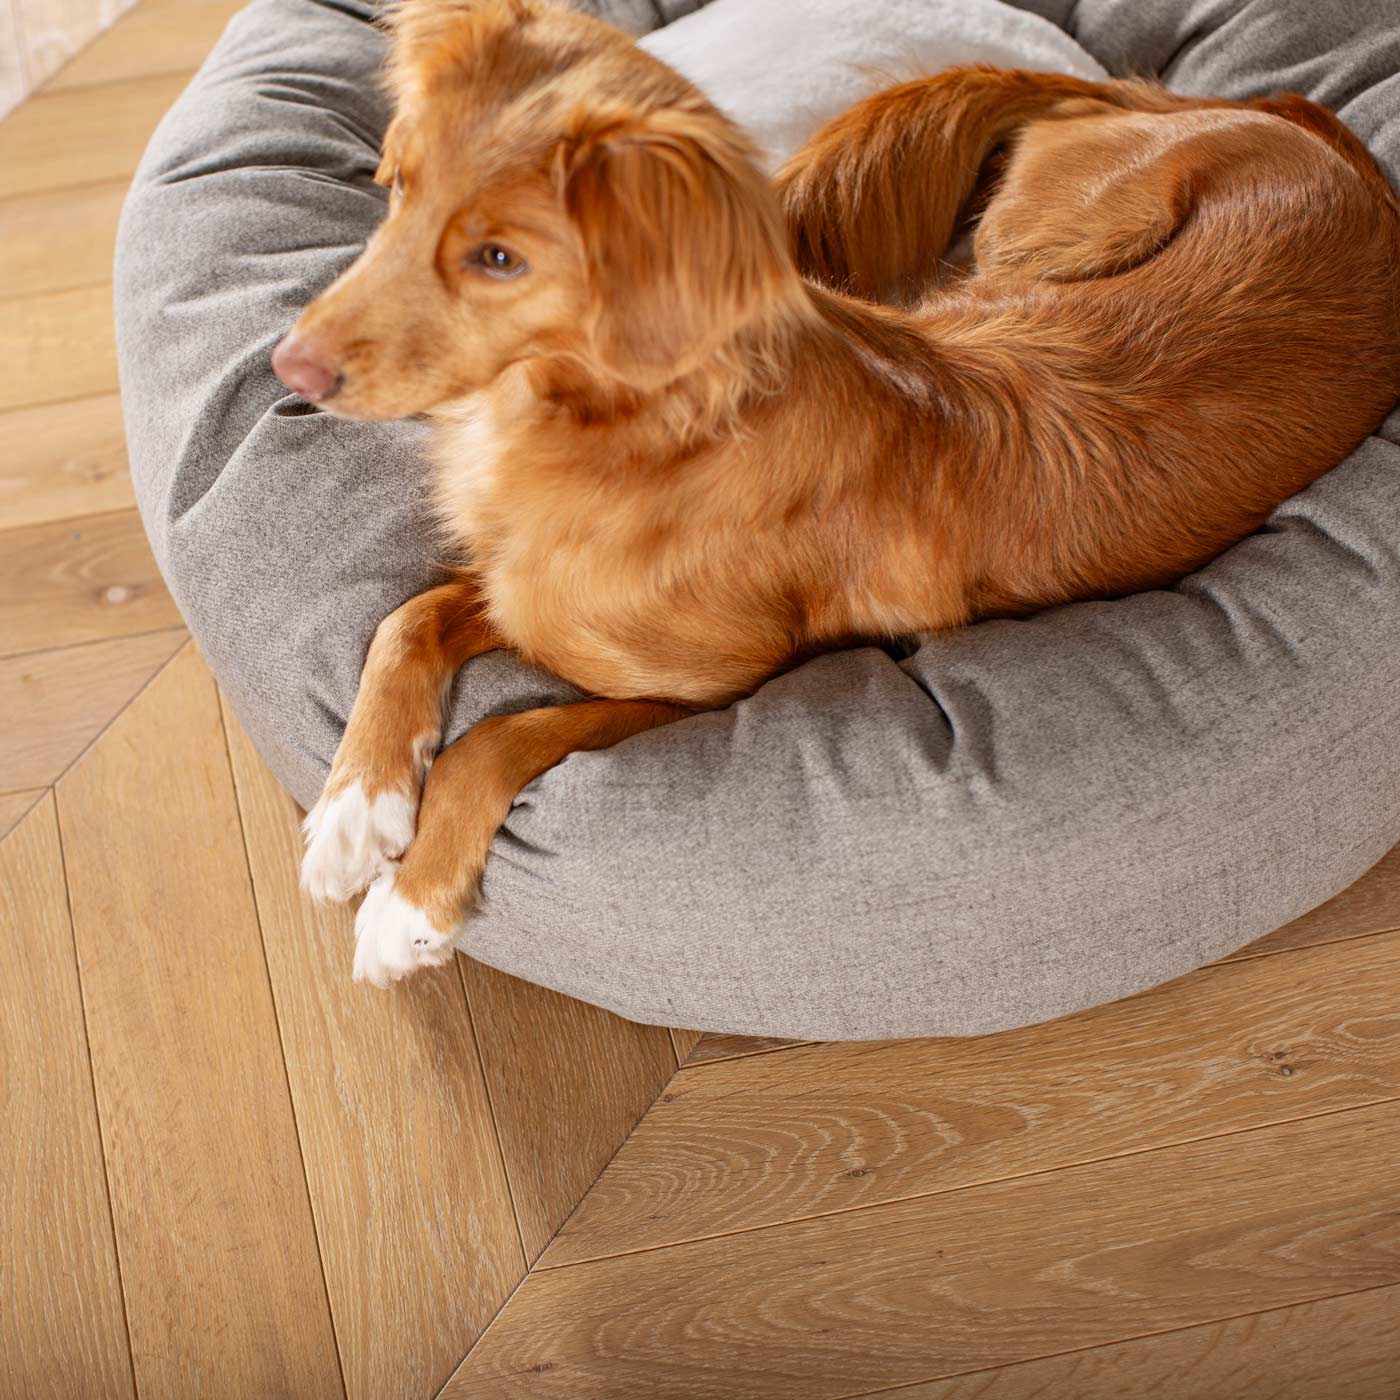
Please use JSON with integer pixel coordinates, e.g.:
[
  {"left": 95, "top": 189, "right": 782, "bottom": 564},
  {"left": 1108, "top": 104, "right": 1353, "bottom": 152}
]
[
  {"left": 349, "top": 698, "right": 689, "bottom": 986},
  {"left": 777, "top": 66, "right": 1170, "bottom": 303},
  {"left": 301, "top": 575, "right": 501, "bottom": 903},
  {"left": 971, "top": 115, "right": 1193, "bottom": 284}
]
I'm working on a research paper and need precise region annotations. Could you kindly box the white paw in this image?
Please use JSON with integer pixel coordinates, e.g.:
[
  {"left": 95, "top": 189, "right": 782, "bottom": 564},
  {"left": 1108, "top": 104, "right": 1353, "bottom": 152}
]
[
  {"left": 352, "top": 870, "right": 458, "bottom": 987},
  {"left": 301, "top": 780, "right": 415, "bottom": 904}
]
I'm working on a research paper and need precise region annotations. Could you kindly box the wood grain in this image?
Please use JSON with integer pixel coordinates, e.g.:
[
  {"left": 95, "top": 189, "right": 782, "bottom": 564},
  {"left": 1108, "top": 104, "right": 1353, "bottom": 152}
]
[
  {"left": 0, "top": 628, "right": 186, "bottom": 788},
  {"left": 1229, "top": 840, "right": 1400, "bottom": 961},
  {"left": 543, "top": 932, "right": 1400, "bottom": 1266},
  {"left": 0, "top": 185, "right": 127, "bottom": 300},
  {"left": 684, "top": 1033, "right": 811, "bottom": 1065},
  {"left": 460, "top": 960, "right": 678, "bottom": 1263},
  {"left": 0, "top": 72, "right": 187, "bottom": 200},
  {"left": 444, "top": 1101, "right": 1400, "bottom": 1400},
  {"left": 0, "top": 395, "right": 133, "bottom": 530},
  {"left": 0, "top": 794, "right": 134, "bottom": 1399},
  {"left": 222, "top": 703, "right": 525, "bottom": 1399},
  {"left": 851, "top": 1282, "right": 1400, "bottom": 1400},
  {"left": 56, "top": 645, "right": 344, "bottom": 1398},
  {"left": 45, "top": 0, "right": 243, "bottom": 92},
  {"left": 0, "top": 786, "right": 45, "bottom": 838},
  {"left": 0, "top": 512, "right": 180, "bottom": 657},
  {"left": 0, "top": 283, "right": 116, "bottom": 412}
]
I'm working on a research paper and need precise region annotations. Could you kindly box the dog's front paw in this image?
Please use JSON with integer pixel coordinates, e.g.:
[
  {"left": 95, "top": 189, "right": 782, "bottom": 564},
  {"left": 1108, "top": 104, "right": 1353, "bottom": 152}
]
[
  {"left": 301, "top": 781, "right": 416, "bottom": 904},
  {"left": 352, "top": 869, "right": 459, "bottom": 987}
]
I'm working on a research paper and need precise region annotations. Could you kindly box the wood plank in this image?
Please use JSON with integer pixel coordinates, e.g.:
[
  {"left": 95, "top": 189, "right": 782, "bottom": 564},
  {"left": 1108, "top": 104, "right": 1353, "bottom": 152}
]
[
  {"left": 56, "top": 644, "right": 344, "bottom": 1398},
  {"left": 0, "top": 511, "right": 181, "bottom": 657},
  {"left": 0, "top": 72, "right": 188, "bottom": 200},
  {"left": 0, "top": 794, "right": 135, "bottom": 1399},
  {"left": 0, "top": 629, "right": 185, "bottom": 788},
  {"left": 684, "top": 1032, "right": 810, "bottom": 1065},
  {"left": 0, "top": 183, "right": 127, "bottom": 300},
  {"left": 543, "top": 932, "right": 1400, "bottom": 1267},
  {"left": 0, "top": 786, "right": 45, "bottom": 838},
  {"left": 852, "top": 1283, "right": 1400, "bottom": 1400},
  {"left": 443, "top": 1101, "right": 1400, "bottom": 1400},
  {"left": 0, "top": 394, "right": 133, "bottom": 531},
  {"left": 11, "top": 0, "right": 140, "bottom": 92},
  {"left": 222, "top": 702, "right": 525, "bottom": 1399},
  {"left": 44, "top": 0, "right": 243, "bottom": 92},
  {"left": 460, "top": 959, "right": 677, "bottom": 1262},
  {"left": 0, "top": 283, "right": 116, "bottom": 412},
  {"left": 1229, "top": 840, "right": 1400, "bottom": 961}
]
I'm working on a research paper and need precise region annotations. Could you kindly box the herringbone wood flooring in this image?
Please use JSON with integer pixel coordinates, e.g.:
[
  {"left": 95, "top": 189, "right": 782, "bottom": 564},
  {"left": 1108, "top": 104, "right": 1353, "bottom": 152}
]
[{"left": 3, "top": 5, "right": 1399, "bottom": 1395}]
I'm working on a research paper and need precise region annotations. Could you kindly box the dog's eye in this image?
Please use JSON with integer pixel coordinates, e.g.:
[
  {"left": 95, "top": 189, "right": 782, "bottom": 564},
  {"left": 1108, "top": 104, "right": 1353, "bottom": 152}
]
[{"left": 469, "top": 243, "right": 528, "bottom": 280}]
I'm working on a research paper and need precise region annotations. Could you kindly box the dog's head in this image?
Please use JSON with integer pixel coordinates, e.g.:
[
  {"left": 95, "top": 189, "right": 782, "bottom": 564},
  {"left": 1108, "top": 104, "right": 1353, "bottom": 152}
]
[{"left": 272, "top": 0, "right": 798, "bottom": 420}]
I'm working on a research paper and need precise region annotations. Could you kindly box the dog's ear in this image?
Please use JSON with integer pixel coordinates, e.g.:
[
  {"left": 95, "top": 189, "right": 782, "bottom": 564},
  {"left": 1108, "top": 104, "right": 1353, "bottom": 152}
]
[{"left": 561, "top": 108, "right": 795, "bottom": 390}]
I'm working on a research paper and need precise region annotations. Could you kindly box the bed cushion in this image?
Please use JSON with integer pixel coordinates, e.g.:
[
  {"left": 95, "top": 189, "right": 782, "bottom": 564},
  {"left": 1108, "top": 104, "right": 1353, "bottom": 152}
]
[{"left": 115, "top": 0, "right": 1400, "bottom": 1039}]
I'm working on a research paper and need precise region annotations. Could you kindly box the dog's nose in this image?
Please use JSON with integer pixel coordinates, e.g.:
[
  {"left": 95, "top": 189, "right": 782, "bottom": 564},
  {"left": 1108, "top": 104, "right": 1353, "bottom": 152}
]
[{"left": 272, "top": 332, "right": 343, "bottom": 403}]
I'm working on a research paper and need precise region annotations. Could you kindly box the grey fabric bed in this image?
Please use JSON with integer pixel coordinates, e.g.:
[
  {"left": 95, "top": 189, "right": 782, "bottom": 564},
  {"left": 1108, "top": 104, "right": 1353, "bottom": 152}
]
[{"left": 115, "top": 0, "right": 1400, "bottom": 1039}]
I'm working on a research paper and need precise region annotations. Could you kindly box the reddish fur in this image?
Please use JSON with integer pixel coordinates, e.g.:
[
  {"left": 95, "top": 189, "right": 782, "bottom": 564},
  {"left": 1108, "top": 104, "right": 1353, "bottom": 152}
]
[{"left": 281, "top": 0, "right": 1400, "bottom": 954}]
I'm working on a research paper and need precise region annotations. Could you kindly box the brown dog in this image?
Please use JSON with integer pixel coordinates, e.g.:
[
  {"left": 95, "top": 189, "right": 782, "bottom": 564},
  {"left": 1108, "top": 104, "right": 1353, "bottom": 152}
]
[{"left": 272, "top": 0, "right": 1400, "bottom": 985}]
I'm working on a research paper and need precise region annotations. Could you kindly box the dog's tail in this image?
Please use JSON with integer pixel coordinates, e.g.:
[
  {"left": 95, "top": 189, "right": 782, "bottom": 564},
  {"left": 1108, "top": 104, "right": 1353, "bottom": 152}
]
[
  {"left": 778, "top": 66, "right": 1400, "bottom": 302},
  {"left": 775, "top": 65, "right": 1116, "bottom": 302}
]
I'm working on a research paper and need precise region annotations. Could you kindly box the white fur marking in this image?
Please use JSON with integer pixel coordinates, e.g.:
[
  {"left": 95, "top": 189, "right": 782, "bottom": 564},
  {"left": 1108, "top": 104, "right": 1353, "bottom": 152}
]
[
  {"left": 432, "top": 392, "right": 503, "bottom": 537},
  {"left": 301, "top": 781, "right": 415, "bottom": 904},
  {"left": 353, "top": 870, "right": 458, "bottom": 987}
]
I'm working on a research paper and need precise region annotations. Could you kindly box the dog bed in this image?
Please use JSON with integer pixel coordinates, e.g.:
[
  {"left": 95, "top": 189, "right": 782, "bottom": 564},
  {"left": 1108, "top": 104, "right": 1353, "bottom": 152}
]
[{"left": 115, "top": 0, "right": 1400, "bottom": 1039}]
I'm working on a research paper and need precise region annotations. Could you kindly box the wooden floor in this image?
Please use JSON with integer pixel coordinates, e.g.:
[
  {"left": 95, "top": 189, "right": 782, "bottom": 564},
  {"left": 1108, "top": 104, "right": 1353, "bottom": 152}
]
[{"left": 3, "top": 3, "right": 1400, "bottom": 1396}]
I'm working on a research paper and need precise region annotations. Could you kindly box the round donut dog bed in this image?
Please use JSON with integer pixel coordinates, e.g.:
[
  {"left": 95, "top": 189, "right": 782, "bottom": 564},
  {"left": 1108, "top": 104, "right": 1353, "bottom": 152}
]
[{"left": 116, "top": 0, "right": 1400, "bottom": 1039}]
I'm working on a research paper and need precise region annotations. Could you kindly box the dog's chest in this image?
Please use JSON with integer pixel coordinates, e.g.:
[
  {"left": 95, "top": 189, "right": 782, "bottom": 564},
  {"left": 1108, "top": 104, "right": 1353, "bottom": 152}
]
[
  {"left": 430, "top": 395, "right": 507, "bottom": 542},
  {"left": 430, "top": 394, "right": 636, "bottom": 631}
]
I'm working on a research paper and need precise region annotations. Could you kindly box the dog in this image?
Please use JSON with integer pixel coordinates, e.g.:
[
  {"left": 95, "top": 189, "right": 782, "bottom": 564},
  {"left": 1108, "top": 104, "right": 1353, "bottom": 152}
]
[{"left": 271, "top": 0, "right": 1400, "bottom": 986}]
